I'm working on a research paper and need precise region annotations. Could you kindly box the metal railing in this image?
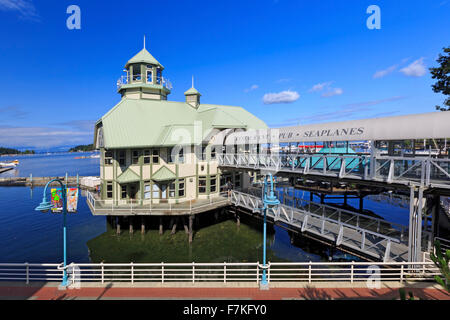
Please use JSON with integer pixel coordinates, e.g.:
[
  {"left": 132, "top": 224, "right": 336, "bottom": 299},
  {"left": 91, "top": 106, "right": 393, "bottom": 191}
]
[
  {"left": 218, "top": 153, "right": 450, "bottom": 189},
  {"left": 86, "top": 191, "right": 230, "bottom": 215},
  {"left": 116, "top": 75, "right": 172, "bottom": 90},
  {"left": 231, "top": 190, "right": 410, "bottom": 261},
  {"left": 0, "top": 261, "right": 441, "bottom": 284}
]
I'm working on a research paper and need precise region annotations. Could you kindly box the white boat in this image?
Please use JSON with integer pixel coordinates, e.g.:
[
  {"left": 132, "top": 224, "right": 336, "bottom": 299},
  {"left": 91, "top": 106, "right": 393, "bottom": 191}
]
[{"left": 0, "top": 160, "right": 19, "bottom": 168}]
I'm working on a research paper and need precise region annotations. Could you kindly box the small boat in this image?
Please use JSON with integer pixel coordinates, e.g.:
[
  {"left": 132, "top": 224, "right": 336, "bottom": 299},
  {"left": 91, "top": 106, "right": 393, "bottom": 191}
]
[{"left": 0, "top": 160, "right": 19, "bottom": 168}]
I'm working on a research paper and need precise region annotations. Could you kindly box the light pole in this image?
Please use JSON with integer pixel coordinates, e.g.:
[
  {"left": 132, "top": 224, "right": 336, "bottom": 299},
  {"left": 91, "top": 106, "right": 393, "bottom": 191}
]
[
  {"left": 260, "top": 173, "right": 280, "bottom": 290},
  {"left": 35, "top": 179, "right": 69, "bottom": 287}
]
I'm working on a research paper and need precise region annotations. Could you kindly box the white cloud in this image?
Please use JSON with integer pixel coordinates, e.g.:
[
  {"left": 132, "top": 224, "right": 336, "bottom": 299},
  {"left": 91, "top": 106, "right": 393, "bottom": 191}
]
[
  {"left": 0, "top": 0, "right": 39, "bottom": 21},
  {"left": 263, "top": 90, "right": 300, "bottom": 104},
  {"left": 400, "top": 58, "right": 427, "bottom": 77},
  {"left": 373, "top": 65, "right": 397, "bottom": 79},
  {"left": 244, "top": 84, "right": 259, "bottom": 93},
  {"left": 321, "top": 88, "right": 343, "bottom": 97},
  {"left": 309, "top": 82, "right": 333, "bottom": 92},
  {"left": 0, "top": 125, "right": 92, "bottom": 148}
]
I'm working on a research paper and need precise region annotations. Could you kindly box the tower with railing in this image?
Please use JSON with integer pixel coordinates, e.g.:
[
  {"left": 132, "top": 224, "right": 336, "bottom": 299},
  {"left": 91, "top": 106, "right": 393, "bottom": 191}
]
[{"left": 117, "top": 41, "right": 172, "bottom": 100}]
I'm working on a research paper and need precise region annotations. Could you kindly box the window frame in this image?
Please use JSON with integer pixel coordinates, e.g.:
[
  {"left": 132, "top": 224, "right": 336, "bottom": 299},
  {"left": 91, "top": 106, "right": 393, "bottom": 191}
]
[
  {"left": 143, "top": 149, "right": 151, "bottom": 164},
  {"left": 152, "top": 149, "right": 159, "bottom": 164},
  {"left": 198, "top": 176, "right": 207, "bottom": 194},
  {"left": 104, "top": 150, "right": 113, "bottom": 166},
  {"left": 210, "top": 175, "right": 217, "bottom": 193},
  {"left": 106, "top": 181, "right": 113, "bottom": 199},
  {"left": 178, "top": 178, "right": 185, "bottom": 198}
]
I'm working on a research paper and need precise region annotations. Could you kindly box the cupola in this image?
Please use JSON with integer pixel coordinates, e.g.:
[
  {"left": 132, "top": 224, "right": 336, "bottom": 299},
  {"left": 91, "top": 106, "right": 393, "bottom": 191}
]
[
  {"left": 184, "top": 76, "right": 201, "bottom": 108},
  {"left": 117, "top": 37, "right": 172, "bottom": 100}
]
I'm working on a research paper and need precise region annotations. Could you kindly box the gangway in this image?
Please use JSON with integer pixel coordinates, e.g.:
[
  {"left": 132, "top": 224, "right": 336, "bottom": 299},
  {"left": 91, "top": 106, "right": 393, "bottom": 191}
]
[{"left": 229, "top": 190, "right": 430, "bottom": 262}]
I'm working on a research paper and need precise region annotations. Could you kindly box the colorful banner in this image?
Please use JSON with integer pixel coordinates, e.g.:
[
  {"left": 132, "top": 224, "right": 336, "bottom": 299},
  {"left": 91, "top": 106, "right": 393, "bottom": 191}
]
[
  {"left": 50, "top": 187, "right": 79, "bottom": 213},
  {"left": 67, "top": 188, "right": 79, "bottom": 213},
  {"left": 51, "top": 188, "right": 63, "bottom": 213}
]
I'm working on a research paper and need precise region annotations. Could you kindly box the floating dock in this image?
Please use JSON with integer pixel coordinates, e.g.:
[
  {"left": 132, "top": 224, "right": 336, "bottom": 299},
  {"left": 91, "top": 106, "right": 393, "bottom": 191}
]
[{"left": 0, "top": 176, "right": 100, "bottom": 190}]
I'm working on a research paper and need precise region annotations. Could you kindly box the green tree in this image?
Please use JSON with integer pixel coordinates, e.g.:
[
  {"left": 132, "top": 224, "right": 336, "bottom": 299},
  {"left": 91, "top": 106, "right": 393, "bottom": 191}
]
[
  {"left": 430, "top": 46, "right": 450, "bottom": 111},
  {"left": 430, "top": 239, "right": 450, "bottom": 292}
]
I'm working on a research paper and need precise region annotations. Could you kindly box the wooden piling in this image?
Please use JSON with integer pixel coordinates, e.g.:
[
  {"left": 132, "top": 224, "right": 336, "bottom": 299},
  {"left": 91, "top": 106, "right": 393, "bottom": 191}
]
[
  {"left": 183, "top": 217, "right": 189, "bottom": 234},
  {"left": 141, "top": 217, "right": 145, "bottom": 234},
  {"left": 189, "top": 215, "right": 193, "bottom": 244},
  {"left": 129, "top": 217, "right": 134, "bottom": 234},
  {"left": 159, "top": 217, "right": 164, "bottom": 235},
  {"left": 170, "top": 218, "right": 177, "bottom": 235},
  {"left": 116, "top": 217, "right": 121, "bottom": 235}
]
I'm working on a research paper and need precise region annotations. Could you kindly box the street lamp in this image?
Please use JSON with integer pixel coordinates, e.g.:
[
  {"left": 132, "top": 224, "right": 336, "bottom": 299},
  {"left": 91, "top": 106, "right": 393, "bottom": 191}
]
[
  {"left": 260, "top": 173, "right": 280, "bottom": 290},
  {"left": 35, "top": 179, "right": 69, "bottom": 288}
]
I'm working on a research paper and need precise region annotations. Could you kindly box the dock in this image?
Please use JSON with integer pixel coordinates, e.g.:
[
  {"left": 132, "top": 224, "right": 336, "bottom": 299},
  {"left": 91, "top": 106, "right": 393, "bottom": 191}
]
[{"left": 0, "top": 176, "right": 100, "bottom": 190}]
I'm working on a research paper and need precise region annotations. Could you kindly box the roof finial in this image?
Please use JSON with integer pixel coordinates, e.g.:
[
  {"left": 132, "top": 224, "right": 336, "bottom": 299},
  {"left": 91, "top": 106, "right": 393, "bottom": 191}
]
[
  {"left": 143, "top": 35, "right": 146, "bottom": 49},
  {"left": 192, "top": 75, "right": 194, "bottom": 88}
]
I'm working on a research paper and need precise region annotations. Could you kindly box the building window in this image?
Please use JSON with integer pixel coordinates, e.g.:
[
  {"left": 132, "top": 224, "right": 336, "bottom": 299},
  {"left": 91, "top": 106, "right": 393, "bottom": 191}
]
[
  {"left": 146, "top": 66, "right": 153, "bottom": 83},
  {"left": 104, "top": 151, "right": 113, "bottom": 165},
  {"left": 210, "top": 175, "right": 217, "bottom": 193},
  {"left": 144, "top": 181, "right": 151, "bottom": 199},
  {"left": 198, "top": 176, "right": 207, "bottom": 194},
  {"left": 211, "top": 147, "right": 216, "bottom": 160},
  {"left": 156, "top": 68, "right": 161, "bottom": 84},
  {"left": 152, "top": 184, "right": 160, "bottom": 199},
  {"left": 143, "top": 149, "right": 151, "bottom": 164},
  {"left": 178, "top": 179, "right": 185, "bottom": 197},
  {"left": 132, "top": 64, "right": 141, "bottom": 81},
  {"left": 106, "top": 182, "right": 113, "bottom": 199},
  {"left": 178, "top": 148, "right": 184, "bottom": 163},
  {"left": 132, "top": 150, "right": 140, "bottom": 164},
  {"left": 121, "top": 185, "right": 127, "bottom": 199},
  {"left": 152, "top": 149, "right": 159, "bottom": 164},
  {"left": 118, "top": 151, "right": 126, "bottom": 166},
  {"left": 169, "top": 181, "right": 176, "bottom": 198}
]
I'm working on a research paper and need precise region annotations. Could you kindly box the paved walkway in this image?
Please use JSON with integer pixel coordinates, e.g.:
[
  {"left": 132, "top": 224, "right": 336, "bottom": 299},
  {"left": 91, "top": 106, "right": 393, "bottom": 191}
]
[{"left": 0, "top": 282, "right": 449, "bottom": 300}]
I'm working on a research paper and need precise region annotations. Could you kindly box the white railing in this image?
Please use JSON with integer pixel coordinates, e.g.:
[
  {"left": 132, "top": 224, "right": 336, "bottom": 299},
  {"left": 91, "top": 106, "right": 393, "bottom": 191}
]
[
  {"left": 87, "top": 191, "right": 230, "bottom": 215},
  {"left": 0, "top": 261, "right": 441, "bottom": 284},
  {"left": 116, "top": 75, "right": 172, "bottom": 90},
  {"left": 217, "top": 153, "right": 450, "bottom": 189}
]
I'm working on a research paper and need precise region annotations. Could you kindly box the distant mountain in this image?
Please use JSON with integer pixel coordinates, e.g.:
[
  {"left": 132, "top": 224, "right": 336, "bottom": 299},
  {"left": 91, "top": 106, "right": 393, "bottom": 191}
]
[{"left": 69, "top": 144, "right": 94, "bottom": 152}]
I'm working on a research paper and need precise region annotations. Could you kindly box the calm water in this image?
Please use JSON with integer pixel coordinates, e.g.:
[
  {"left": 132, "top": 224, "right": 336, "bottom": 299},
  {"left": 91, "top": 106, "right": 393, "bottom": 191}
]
[{"left": 0, "top": 153, "right": 410, "bottom": 263}]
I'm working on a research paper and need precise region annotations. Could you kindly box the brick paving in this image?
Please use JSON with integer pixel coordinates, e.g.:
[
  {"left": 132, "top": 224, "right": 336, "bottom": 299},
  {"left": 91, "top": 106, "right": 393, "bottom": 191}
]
[{"left": 0, "top": 283, "right": 449, "bottom": 300}]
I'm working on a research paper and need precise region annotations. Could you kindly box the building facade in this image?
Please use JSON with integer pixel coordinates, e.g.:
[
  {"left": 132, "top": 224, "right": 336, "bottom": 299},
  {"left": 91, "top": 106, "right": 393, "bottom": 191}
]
[{"left": 92, "top": 45, "right": 267, "bottom": 208}]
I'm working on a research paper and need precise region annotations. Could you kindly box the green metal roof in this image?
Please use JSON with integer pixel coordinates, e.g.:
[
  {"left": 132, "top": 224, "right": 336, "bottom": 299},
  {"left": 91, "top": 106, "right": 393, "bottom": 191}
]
[
  {"left": 184, "top": 87, "right": 201, "bottom": 96},
  {"left": 97, "top": 99, "right": 267, "bottom": 149},
  {"left": 117, "top": 167, "right": 141, "bottom": 184},
  {"left": 152, "top": 166, "right": 176, "bottom": 181},
  {"left": 126, "top": 48, "right": 163, "bottom": 69}
]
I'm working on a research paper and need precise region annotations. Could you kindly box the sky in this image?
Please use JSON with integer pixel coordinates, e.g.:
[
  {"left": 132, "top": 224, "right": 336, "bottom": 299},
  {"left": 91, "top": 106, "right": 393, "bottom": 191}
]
[{"left": 0, "top": 0, "right": 449, "bottom": 150}]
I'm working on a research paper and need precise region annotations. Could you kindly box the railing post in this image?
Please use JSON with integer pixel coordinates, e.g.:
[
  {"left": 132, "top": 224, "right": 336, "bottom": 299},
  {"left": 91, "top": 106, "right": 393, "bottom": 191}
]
[
  {"left": 400, "top": 264, "right": 404, "bottom": 284},
  {"left": 350, "top": 262, "right": 354, "bottom": 283},
  {"left": 131, "top": 262, "right": 134, "bottom": 284},
  {"left": 192, "top": 262, "right": 195, "bottom": 283},
  {"left": 308, "top": 261, "right": 312, "bottom": 283},
  {"left": 224, "top": 262, "right": 227, "bottom": 283},
  {"left": 25, "top": 262, "right": 29, "bottom": 284},
  {"left": 256, "top": 261, "right": 259, "bottom": 284},
  {"left": 101, "top": 262, "right": 104, "bottom": 284}
]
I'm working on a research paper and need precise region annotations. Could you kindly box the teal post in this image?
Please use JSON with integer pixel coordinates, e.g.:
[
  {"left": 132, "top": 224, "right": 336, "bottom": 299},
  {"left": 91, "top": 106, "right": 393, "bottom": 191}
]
[{"left": 35, "top": 178, "right": 69, "bottom": 287}]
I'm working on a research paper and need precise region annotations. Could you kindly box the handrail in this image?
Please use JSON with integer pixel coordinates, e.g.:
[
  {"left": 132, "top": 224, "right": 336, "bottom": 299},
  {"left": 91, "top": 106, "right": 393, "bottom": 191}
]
[{"left": 0, "top": 261, "right": 441, "bottom": 284}]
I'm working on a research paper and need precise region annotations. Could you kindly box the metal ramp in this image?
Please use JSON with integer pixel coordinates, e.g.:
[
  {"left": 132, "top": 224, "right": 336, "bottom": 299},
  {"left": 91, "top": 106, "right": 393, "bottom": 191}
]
[{"left": 230, "top": 190, "right": 412, "bottom": 262}]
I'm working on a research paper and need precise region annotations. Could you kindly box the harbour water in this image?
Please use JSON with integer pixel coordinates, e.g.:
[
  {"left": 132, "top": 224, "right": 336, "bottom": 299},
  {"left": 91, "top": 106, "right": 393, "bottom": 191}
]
[{"left": 0, "top": 153, "right": 410, "bottom": 263}]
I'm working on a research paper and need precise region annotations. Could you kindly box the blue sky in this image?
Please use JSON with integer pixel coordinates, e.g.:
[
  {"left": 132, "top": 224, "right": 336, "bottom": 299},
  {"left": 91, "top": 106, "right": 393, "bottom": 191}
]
[{"left": 0, "top": 0, "right": 448, "bottom": 150}]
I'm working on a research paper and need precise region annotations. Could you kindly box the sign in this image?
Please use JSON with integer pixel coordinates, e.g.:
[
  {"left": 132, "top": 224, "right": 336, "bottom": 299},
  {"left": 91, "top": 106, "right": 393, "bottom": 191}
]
[
  {"left": 67, "top": 188, "right": 79, "bottom": 213},
  {"left": 50, "top": 187, "right": 79, "bottom": 213},
  {"left": 51, "top": 188, "right": 63, "bottom": 213}
]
